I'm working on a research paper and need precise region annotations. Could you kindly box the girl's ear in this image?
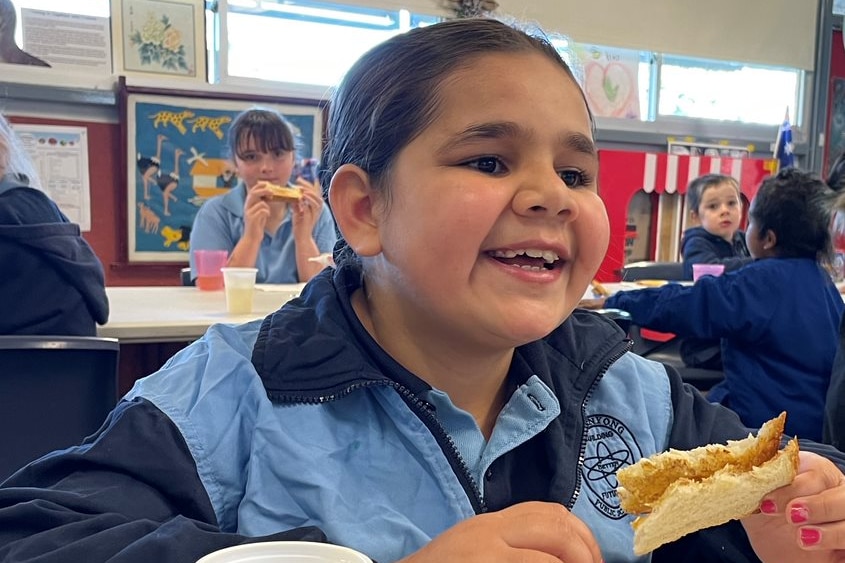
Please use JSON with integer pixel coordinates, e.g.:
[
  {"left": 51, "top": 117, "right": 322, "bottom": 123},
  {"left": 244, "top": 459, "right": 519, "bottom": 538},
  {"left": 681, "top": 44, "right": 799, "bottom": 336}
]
[
  {"left": 328, "top": 164, "right": 382, "bottom": 257},
  {"left": 762, "top": 228, "right": 778, "bottom": 251}
]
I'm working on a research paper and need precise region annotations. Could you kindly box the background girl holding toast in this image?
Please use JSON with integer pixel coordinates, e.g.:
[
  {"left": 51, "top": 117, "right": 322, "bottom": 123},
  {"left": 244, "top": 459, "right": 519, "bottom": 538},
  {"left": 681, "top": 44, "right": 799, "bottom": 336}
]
[
  {"left": 189, "top": 107, "right": 336, "bottom": 283},
  {"left": 3, "top": 18, "right": 845, "bottom": 563}
]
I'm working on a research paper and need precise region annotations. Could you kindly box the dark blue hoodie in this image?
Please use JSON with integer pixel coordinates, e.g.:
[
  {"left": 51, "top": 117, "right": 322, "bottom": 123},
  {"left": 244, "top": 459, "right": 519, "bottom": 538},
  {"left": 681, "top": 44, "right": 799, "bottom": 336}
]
[
  {"left": 680, "top": 226, "right": 753, "bottom": 280},
  {"left": 0, "top": 174, "right": 108, "bottom": 335}
]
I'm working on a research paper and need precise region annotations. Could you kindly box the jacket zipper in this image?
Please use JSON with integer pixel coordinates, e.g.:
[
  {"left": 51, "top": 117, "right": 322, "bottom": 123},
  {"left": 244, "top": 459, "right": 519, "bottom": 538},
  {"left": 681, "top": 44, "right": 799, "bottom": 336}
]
[
  {"left": 268, "top": 379, "right": 487, "bottom": 514},
  {"left": 567, "top": 339, "right": 633, "bottom": 510}
]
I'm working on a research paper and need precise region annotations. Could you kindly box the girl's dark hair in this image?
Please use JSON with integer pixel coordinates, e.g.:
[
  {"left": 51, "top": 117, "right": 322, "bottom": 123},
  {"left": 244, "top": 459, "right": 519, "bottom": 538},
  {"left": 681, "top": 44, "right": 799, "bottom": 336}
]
[
  {"left": 322, "top": 17, "right": 590, "bottom": 266},
  {"left": 685, "top": 174, "right": 740, "bottom": 213},
  {"left": 749, "top": 167, "right": 835, "bottom": 265},
  {"left": 227, "top": 107, "right": 297, "bottom": 160}
]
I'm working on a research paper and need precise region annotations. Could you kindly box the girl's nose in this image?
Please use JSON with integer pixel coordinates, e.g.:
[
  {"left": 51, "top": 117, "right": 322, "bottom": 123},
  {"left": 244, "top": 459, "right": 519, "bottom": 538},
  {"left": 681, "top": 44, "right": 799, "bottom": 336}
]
[{"left": 512, "top": 173, "right": 578, "bottom": 220}]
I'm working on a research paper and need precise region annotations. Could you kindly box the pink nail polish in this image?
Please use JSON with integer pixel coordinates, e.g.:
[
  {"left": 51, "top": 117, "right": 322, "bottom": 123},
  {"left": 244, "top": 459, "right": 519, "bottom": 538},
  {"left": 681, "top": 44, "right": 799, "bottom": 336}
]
[
  {"left": 800, "top": 527, "right": 821, "bottom": 547},
  {"left": 760, "top": 499, "right": 777, "bottom": 514},
  {"left": 790, "top": 505, "right": 809, "bottom": 524}
]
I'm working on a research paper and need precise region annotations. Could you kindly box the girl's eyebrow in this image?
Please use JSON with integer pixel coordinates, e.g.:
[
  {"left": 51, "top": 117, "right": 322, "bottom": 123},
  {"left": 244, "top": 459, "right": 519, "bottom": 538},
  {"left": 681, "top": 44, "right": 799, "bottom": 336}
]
[
  {"left": 439, "top": 121, "right": 596, "bottom": 157},
  {"left": 559, "top": 132, "right": 597, "bottom": 157}
]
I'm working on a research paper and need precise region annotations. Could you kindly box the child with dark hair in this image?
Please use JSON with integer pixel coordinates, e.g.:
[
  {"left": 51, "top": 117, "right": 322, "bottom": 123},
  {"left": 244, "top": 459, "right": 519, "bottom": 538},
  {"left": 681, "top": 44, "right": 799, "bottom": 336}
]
[
  {"left": 680, "top": 173, "right": 753, "bottom": 280},
  {"left": 189, "top": 107, "right": 336, "bottom": 283},
  {"left": 585, "top": 167, "right": 844, "bottom": 441},
  {"left": 2, "top": 19, "right": 845, "bottom": 563}
]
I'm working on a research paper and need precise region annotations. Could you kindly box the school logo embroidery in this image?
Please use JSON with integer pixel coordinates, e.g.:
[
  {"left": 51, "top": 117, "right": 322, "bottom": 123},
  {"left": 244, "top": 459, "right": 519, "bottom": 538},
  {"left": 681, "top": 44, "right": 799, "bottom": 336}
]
[{"left": 581, "top": 414, "right": 642, "bottom": 520}]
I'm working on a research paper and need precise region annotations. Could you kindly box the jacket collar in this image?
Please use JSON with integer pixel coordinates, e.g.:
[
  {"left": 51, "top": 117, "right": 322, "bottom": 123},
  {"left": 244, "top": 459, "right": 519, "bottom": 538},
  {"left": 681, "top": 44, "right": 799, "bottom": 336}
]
[{"left": 251, "top": 262, "right": 628, "bottom": 402}]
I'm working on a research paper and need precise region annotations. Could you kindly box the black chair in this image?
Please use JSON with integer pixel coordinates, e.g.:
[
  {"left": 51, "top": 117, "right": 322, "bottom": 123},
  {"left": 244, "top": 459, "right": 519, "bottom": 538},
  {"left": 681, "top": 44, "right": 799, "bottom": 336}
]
[
  {"left": 629, "top": 326, "right": 724, "bottom": 392},
  {"left": 0, "top": 335, "right": 120, "bottom": 481},
  {"left": 181, "top": 267, "right": 195, "bottom": 286}
]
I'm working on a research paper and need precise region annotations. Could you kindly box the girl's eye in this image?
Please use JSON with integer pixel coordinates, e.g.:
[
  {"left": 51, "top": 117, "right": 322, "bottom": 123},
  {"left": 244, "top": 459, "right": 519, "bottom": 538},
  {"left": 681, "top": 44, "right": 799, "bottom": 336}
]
[
  {"left": 467, "top": 156, "right": 505, "bottom": 175},
  {"left": 559, "top": 169, "right": 590, "bottom": 188}
]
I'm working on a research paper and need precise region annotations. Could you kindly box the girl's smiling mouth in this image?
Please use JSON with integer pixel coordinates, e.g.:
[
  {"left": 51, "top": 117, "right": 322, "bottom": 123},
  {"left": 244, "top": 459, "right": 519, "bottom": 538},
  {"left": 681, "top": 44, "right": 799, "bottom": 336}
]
[{"left": 488, "top": 248, "right": 562, "bottom": 271}]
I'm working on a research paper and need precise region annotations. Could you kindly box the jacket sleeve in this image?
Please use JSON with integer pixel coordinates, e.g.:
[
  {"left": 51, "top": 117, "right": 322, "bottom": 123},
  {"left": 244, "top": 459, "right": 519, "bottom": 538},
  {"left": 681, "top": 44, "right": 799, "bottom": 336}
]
[
  {"left": 824, "top": 313, "right": 845, "bottom": 449},
  {"left": 188, "top": 200, "right": 239, "bottom": 278},
  {"left": 0, "top": 398, "right": 327, "bottom": 563},
  {"left": 664, "top": 363, "right": 845, "bottom": 469},
  {"left": 605, "top": 271, "right": 775, "bottom": 342}
]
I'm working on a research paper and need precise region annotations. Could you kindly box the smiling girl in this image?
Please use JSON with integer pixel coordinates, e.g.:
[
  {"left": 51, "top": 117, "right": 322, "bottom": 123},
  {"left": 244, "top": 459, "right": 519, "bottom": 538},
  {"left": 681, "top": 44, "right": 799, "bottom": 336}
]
[{"left": 2, "top": 18, "right": 845, "bottom": 563}]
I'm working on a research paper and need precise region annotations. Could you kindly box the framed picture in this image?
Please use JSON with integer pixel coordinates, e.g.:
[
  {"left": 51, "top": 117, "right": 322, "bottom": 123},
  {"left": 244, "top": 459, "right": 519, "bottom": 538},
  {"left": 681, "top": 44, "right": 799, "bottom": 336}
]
[
  {"left": 118, "top": 80, "right": 325, "bottom": 263},
  {"left": 111, "top": 0, "right": 206, "bottom": 81}
]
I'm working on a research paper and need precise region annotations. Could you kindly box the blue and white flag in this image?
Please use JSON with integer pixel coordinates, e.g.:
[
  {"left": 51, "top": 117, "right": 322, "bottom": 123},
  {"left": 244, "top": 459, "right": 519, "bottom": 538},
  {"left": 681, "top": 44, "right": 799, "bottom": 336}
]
[{"left": 774, "top": 109, "right": 795, "bottom": 170}]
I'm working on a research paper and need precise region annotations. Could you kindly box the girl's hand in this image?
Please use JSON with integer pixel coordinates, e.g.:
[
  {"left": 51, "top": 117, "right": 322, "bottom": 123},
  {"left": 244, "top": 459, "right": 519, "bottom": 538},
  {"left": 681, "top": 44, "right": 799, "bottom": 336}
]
[
  {"left": 243, "top": 183, "right": 272, "bottom": 238},
  {"left": 291, "top": 177, "right": 323, "bottom": 236},
  {"left": 397, "top": 502, "right": 602, "bottom": 563},
  {"left": 742, "top": 452, "right": 845, "bottom": 562}
]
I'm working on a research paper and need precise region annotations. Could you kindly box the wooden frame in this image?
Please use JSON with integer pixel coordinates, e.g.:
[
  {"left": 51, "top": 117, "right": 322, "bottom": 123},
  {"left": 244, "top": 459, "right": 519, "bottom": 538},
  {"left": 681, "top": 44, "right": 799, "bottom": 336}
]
[
  {"left": 110, "top": 0, "right": 206, "bottom": 82},
  {"left": 117, "top": 79, "right": 325, "bottom": 263}
]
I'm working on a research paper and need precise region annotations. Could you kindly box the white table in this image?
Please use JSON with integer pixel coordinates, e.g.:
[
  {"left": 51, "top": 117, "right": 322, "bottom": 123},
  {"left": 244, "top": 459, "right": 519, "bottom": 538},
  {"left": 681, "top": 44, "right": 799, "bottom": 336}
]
[{"left": 98, "top": 284, "right": 305, "bottom": 344}]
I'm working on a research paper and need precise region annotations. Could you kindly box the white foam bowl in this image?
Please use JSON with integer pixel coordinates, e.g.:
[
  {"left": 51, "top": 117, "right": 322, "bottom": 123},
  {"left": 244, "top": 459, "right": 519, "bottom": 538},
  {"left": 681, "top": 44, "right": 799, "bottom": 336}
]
[{"left": 196, "top": 542, "right": 372, "bottom": 563}]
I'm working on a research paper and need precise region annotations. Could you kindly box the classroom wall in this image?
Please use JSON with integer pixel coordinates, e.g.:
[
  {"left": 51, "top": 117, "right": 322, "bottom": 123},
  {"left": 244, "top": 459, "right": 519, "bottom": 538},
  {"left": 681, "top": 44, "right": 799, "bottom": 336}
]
[{"left": 8, "top": 115, "right": 182, "bottom": 286}]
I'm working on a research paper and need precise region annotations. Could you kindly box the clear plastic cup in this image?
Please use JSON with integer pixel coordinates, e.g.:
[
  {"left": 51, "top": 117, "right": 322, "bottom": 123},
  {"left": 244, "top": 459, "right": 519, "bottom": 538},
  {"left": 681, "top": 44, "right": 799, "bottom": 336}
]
[
  {"left": 221, "top": 267, "right": 258, "bottom": 314},
  {"left": 195, "top": 541, "right": 372, "bottom": 563},
  {"left": 692, "top": 263, "right": 726, "bottom": 281},
  {"left": 194, "top": 250, "right": 229, "bottom": 291}
]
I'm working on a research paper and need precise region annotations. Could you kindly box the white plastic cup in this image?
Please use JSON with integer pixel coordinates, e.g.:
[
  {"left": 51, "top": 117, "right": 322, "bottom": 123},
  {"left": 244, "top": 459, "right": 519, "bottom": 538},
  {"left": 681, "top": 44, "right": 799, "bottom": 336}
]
[
  {"left": 195, "top": 541, "right": 373, "bottom": 563},
  {"left": 692, "top": 263, "right": 726, "bottom": 281},
  {"left": 221, "top": 267, "right": 258, "bottom": 314}
]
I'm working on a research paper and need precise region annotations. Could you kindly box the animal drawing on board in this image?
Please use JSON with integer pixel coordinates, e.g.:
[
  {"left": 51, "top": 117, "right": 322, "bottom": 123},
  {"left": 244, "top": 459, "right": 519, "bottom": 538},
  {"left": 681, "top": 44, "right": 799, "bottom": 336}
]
[
  {"left": 156, "top": 146, "right": 184, "bottom": 216},
  {"left": 137, "top": 133, "right": 166, "bottom": 201},
  {"left": 149, "top": 109, "right": 195, "bottom": 134},
  {"left": 137, "top": 202, "right": 160, "bottom": 234},
  {"left": 0, "top": 0, "right": 49, "bottom": 66}
]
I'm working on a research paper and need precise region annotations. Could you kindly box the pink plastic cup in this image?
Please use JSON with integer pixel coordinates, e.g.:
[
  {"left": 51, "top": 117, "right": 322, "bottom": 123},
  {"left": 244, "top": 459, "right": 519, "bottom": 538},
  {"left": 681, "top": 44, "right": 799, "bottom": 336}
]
[
  {"left": 194, "top": 250, "right": 229, "bottom": 291},
  {"left": 692, "top": 263, "right": 725, "bottom": 281}
]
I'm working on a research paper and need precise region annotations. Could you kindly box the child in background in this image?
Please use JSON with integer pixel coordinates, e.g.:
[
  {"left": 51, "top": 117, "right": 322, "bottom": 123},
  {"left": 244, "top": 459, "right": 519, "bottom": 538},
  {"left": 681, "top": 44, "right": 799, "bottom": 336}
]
[
  {"left": 678, "top": 173, "right": 754, "bottom": 370},
  {"left": 583, "top": 168, "right": 844, "bottom": 441},
  {"left": 2, "top": 19, "right": 845, "bottom": 563},
  {"left": 681, "top": 173, "right": 753, "bottom": 280},
  {"left": 189, "top": 107, "right": 336, "bottom": 284},
  {"left": 0, "top": 114, "right": 109, "bottom": 335}
]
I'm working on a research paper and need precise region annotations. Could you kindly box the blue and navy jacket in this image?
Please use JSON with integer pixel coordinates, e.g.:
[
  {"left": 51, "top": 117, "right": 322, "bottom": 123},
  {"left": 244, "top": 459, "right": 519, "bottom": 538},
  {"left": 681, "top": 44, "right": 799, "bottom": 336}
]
[
  {"left": 1, "top": 263, "right": 842, "bottom": 563},
  {"left": 607, "top": 257, "right": 845, "bottom": 441}
]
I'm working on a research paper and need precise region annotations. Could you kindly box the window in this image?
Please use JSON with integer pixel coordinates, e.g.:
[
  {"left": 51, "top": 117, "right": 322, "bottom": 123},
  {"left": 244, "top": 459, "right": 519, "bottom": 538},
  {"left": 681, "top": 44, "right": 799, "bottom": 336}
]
[
  {"left": 210, "top": 0, "right": 440, "bottom": 89},
  {"left": 658, "top": 56, "right": 801, "bottom": 126},
  {"left": 554, "top": 39, "right": 799, "bottom": 127}
]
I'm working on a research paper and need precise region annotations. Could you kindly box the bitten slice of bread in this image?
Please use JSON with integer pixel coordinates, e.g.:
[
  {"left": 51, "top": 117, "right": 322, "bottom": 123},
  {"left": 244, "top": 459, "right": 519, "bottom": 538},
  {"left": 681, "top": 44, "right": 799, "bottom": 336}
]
[
  {"left": 267, "top": 183, "right": 303, "bottom": 202},
  {"left": 616, "top": 412, "right": 799, "bottom": 555}
]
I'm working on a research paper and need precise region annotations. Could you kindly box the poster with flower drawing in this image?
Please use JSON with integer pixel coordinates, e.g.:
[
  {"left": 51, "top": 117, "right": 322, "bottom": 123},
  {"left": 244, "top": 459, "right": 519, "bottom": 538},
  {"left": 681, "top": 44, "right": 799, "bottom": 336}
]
[{"left": 112, "top": 0, "right": 204, "bottom": 79}]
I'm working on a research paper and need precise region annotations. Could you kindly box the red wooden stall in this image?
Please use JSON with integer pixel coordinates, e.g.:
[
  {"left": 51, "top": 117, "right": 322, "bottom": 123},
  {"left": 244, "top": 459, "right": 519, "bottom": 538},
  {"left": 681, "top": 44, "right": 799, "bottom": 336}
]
[{"left": 595, "top": 149, "right": 777, "bottom": 281}]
